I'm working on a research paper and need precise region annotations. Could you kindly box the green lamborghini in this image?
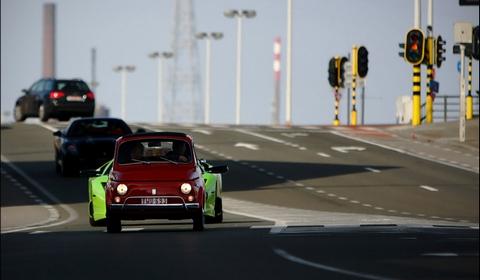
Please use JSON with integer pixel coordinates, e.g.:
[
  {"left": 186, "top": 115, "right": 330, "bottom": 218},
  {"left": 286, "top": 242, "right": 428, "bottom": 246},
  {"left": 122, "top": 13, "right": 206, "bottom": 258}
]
[{"left": 87, "top": 159, "right": 227, "bottom": 227}]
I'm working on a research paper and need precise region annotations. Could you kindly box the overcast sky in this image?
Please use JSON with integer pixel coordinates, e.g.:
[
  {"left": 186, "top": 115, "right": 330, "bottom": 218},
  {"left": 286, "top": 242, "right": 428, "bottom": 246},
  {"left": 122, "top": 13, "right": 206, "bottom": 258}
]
[{"left": 1, "top": 0, "right": 479, "bottom": 125}]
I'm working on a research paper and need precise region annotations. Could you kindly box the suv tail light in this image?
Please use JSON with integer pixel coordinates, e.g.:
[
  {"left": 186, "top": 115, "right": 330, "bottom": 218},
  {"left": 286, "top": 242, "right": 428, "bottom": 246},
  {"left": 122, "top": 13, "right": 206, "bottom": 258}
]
[
  {"left": 49, "top": 91, "right": 65, "bottom": 99},
  {"left": 86, "top": 91, "right": 95, "bottom": 100}
]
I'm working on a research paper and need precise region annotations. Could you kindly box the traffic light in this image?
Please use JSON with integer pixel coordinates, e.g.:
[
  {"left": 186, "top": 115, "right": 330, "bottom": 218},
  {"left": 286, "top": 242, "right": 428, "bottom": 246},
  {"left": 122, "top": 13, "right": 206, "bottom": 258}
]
[
  {"left": 404, "top": 29, "right": 425, "bottom": 65},
  {"left": 436, "top": 35, "right": 446, "bottom": 68},
  {"left": 357, "top": 46, "right": 369, "bottom": 78},
  {"left": 473, "top": 25, "right": 479, "bottom": 60},
  {"left": 398, "top": 43, "right": 405, "bottom": 58},
  {"left": 328, "top": 57, "right": 339, "bottom": 87},
  {"left": 338, "top": 57, "right": 348, "bottom": 88}
]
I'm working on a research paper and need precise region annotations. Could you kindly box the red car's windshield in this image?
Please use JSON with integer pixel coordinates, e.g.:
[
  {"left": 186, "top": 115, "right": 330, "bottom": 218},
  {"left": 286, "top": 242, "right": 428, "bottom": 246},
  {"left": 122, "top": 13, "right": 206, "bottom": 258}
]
[{"left": 117, "top": 139, "right": 193, "bottom": 165}]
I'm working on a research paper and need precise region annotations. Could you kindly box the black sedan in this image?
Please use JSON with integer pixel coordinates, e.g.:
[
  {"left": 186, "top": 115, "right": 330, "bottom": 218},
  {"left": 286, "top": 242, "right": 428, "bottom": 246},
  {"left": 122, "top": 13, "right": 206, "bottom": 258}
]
[{"left": 53, "top": 118, "right": 132, "bottom": 176}]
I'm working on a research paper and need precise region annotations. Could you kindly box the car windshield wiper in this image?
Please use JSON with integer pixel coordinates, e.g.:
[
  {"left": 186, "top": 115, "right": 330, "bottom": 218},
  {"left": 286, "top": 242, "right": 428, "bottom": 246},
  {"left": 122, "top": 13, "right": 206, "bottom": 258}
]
[{"left": 130, "top": 159, "right": 151, "bottom": 165}]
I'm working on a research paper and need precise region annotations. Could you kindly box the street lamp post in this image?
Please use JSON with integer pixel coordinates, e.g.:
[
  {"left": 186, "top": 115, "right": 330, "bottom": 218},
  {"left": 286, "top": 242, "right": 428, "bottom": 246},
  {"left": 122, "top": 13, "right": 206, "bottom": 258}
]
[
  {"left": 196, "top": 32, "right": 223, "bottom": 125},
  {"left": 149, "top": 52, "right": 173, "bottom": 124},
  {"left": 113, "top": 65, "right": 135, "bottom": 120},
  {"left": 224, "top": 9, "right": 256, "bottom": 125}
]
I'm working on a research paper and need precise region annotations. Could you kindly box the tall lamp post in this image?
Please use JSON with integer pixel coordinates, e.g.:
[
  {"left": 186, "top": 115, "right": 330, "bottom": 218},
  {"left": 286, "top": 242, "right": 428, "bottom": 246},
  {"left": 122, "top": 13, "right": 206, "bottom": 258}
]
[
  {"left": 149, "top": 52, "right": 173, "bottom": 124},
  {"left": 196, "top": 32, "right": 223, "bottom": 125},
  {"left": 113, "top": 65, "right": 135, "bottom": 120},
  {"left": 224, "top": 9, "right": 256, "bottom": 125}
]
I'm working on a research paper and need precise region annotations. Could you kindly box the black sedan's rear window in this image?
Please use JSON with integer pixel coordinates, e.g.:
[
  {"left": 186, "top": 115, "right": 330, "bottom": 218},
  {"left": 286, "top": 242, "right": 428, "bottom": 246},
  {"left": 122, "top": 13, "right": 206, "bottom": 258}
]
[
  {"left": 67, "top": 120, "right": 132, "bottom": 137},
  {"left": 55, "top": 81, "right": 90, "bottom": 93}
]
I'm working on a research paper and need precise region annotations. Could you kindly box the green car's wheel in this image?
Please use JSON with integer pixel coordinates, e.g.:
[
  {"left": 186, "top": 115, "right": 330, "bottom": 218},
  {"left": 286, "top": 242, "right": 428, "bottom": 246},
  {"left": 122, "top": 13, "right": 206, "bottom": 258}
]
[
  {"left": 213, "top": 197, "right": 223, "bottom": 223},
  {"left": 106, "top": 213, "right": 121, "bottom": 233},
  {"left": 193, "top": 209, "right": 205, "bottom": 231}
]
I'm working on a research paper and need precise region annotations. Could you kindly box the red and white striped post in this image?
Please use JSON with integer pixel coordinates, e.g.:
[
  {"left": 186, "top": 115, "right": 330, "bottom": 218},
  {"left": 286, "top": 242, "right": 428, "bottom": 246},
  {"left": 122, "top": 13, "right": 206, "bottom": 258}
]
[{"left": 272, "top": 37, "right": 281, "bottom": 125}]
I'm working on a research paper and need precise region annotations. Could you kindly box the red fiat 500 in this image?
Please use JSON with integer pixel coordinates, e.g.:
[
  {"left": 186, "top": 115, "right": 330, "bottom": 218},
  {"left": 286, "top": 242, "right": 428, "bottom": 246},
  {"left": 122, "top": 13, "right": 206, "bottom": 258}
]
[{"left": 105, "top": 132, "right": 206, "bottom": 232}]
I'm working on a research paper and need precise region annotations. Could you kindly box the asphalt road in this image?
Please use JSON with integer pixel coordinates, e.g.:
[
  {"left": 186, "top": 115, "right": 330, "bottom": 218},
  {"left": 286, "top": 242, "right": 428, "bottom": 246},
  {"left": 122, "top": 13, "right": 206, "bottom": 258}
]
[{"left": 1, "top": 122, "right": 478, "bottom": 280}]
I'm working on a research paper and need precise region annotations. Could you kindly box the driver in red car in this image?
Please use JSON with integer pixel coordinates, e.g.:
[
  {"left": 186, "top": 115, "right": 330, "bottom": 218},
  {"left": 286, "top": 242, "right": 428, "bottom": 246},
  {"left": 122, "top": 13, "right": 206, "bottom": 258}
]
[{"left": 167, "top": 141, "right": 189, "bottom": 162}]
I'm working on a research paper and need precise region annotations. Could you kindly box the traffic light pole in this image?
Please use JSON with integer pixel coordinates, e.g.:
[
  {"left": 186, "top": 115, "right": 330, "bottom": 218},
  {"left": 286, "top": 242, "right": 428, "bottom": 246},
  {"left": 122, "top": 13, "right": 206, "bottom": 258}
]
[
  {"left": 425, "top": 0, "right": 434, "bottom": 124},
  {"left": 459, "top": 45, "right": 466, "bottom": 142},
  {"left": 466, "top": 56, "right": 473, "bottom": 120},
  {"left": 412, "top": 65, "right": 421, "bottom": 126},
  {"left": 333, "top": 87, "right": 340, "bottom": 126},
  {"left": 350, "top": 46, "right": 357, "bottom": 126}
]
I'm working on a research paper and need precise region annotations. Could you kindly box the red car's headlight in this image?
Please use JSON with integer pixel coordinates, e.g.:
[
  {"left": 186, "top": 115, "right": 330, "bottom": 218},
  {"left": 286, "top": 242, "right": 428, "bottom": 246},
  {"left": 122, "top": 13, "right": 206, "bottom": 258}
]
[
  {"left": 116, "top": 184, "right": 128, "bottom": 195},
  {"left": 180, "top": 183, "right": 192, "bottom": 194}
]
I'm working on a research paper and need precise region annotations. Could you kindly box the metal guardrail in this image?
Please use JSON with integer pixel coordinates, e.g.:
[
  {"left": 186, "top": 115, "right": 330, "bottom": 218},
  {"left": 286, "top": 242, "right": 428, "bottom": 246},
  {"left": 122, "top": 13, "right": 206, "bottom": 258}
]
[{"left": 421, "top": 95, "right": 479, "bottom": 122}]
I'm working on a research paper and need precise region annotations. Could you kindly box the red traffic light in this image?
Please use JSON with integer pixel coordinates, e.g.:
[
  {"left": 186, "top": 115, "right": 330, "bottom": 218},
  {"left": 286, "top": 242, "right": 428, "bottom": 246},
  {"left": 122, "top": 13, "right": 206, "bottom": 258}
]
[{"left": 404, "top": 29, "right": 425, "bottom": 65}]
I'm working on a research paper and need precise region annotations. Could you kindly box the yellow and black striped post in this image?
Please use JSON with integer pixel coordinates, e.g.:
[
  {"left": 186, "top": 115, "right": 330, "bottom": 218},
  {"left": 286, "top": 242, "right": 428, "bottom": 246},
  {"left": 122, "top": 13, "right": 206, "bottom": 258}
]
[
  {"left": 425, "top": 37, "right": 434, "bottom": 124},
  {"left": 333, "top": 87, "right": 340, "bottom": 126},
  {"left": 412, "top": 65, "right": 421, "bottom": 126},
  {"left": 350, "top": 45, "right": 357, "bottom": 126},
  {"left": 466, "top": 56, "right": 473, "bottom": 120}
]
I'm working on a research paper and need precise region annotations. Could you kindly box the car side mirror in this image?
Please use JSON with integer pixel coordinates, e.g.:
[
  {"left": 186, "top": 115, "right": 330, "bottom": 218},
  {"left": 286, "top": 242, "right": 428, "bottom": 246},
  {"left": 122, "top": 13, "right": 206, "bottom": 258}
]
[
  {"left": 79, "top": 169, "right": 101, "bottom": 177},
  {"left": 206, "top": 165, "right": 228, "bottom": 174},
  {"left": 53, "top": 130, "right": 62, "bottom": 137},
  {"left": 22, "top": 89, "right": 29, "bottom": 95}
]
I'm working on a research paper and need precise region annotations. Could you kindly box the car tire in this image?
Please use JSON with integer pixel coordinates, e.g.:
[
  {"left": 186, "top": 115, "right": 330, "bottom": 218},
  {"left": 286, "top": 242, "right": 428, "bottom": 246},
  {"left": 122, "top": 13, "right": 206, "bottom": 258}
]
[
  {"left": 106, "top": 213, "right": 121, "bottom": 233},
  {"left": 212, "top": 197, "right": 223, "bottom": 223},
  {"left": 60, "top": 158, "right": 76, "bottom": 177},
  {"left": 38, "top": 104, "right": 49, "bottom": 122},
  {"left": 14, "top": 105, "right": 26, "bottom": 122},
  {"left": 193, "top": 209, "right": 205, "bottom": 231},
  {"left": 58, "top": 116, "right": 70, "bottom": 122},
  {"left": 55, "top": 151, "right": 61, "bottom": 174}
]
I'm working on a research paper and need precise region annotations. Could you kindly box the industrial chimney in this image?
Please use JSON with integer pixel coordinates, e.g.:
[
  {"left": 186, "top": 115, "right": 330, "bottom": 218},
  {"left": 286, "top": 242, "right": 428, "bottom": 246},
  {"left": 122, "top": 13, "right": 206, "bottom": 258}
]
[{"left": 43, "top": 3, "right": 55, "bottom": 78}]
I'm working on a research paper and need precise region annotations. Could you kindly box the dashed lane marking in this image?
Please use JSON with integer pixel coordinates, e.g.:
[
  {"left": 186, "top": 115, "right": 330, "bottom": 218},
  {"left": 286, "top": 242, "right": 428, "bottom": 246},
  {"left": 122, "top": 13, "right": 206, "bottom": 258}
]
[
  {"left": 1, "top": 155, "right": 78, "bottom": 234},
  {"left": 419, "top": 185, "right": 438, "bottom": 192},
  {"left": 317, "top": 152, "right": 331, "bottom": 158},
  {"left": 365, "top": 167, "right": 381, "bottom": 173}
]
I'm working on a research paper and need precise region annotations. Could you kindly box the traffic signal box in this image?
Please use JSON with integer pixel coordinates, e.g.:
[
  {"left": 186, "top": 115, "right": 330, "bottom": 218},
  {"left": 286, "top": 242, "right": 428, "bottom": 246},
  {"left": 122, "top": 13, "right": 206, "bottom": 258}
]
[
  {"left": 328, "top": 57, "right": 339, "bottom": 88},
  {"left": 404, "top": 29, "right": 425, "bottom": 65},
  {"left": 357, "top": 46, "right": 369, "bottom": 78}
]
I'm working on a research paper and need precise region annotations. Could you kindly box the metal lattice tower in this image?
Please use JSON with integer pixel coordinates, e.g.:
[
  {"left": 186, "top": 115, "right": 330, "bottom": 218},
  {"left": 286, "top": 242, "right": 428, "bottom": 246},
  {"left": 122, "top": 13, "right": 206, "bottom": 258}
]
[{"left": 169, "top": 0, "right": 201, "bottom": 123}]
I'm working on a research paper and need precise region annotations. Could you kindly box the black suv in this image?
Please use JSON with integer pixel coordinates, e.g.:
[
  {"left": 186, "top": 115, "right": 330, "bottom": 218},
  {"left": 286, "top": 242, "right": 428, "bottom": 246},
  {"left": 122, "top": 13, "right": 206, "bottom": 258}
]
[{"left": 14, "top": 78, "right": 95, "bottom": 122}]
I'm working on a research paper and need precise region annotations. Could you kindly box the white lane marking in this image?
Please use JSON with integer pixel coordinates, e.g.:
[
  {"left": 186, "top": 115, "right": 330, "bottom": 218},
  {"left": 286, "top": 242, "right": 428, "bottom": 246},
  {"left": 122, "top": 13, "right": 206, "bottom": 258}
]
[
  {"left": 317, "top": 152, "right": 331, "bottom": 158},
  {"left": 421, "top": 253, "right": 458, "bottom": 257},
  {"left": 236, "top": 129, "right": 286, "bottom": 144},
  {"left": 299, "top": 147, "right": 307, "bottom": 151},
  {"left": 331, "top": 131, "right": 478, "bottom": 174},
  {"left": 316, "top": 190, "right": 325, "bottom": 194},
  {"left": 350, "top": 200, "right": 360, "bottom": 204},
  {"left": 121, "top": 227, "right": 144, "bottom": 232},
  {"left": 305, "top": 187, "right": 314, "bottom": 191},
  {"left": 273, "top": 249, "right": 393, "bottom": 280},
  {"left": 295, "top": 182, "right": 304, "bottom": 187},
  {"left": 234, "top": 142, "right": 259, "bottom": 151},
  {"left": 365, "top": 167, "right": 381, "bottom": 173},
  {"left": 1, "top": 155, "right": 78, "bottom": 234},
  {"left": 37, "top": 123, "right": 58, "bottom": 132},
  {"left": 29, "top": 231, "right": 50, "bottom": 234},
  {"left": 281, "top": 133, "right": 309, "bottom": 138},
  {"left": 192, "top": 129, "right": 212, "bottom": 135},
  {"left": 331, "top": 146, "right": 366, "bottom": 153},
  {"left": 419, "top": 185, "right": 438, "bottom": 192}
]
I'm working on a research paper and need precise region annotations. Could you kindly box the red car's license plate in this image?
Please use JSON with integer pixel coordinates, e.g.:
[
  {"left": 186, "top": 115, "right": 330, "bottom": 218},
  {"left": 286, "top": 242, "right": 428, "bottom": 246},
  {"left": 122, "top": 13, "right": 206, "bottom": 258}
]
[{"left": 141, "top": 197, "right": 168, "bottom": 205}]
